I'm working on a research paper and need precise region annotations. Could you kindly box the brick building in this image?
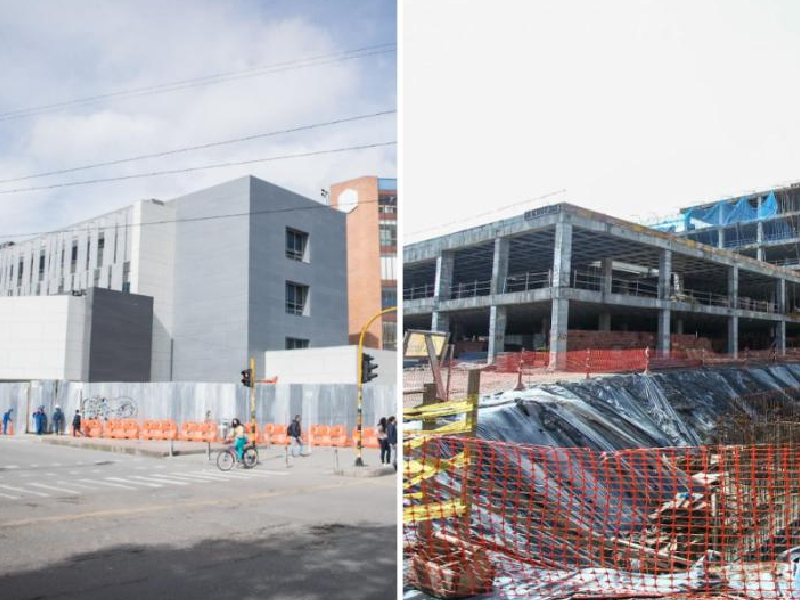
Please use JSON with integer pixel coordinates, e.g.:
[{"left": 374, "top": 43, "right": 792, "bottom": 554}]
[{"left": 330, "top": 176, "right": 398, "bottom": 350}]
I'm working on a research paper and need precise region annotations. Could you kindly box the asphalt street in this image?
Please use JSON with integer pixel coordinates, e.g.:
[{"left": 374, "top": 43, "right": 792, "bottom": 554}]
[{"left": 0, "top": 436, "right": 397, "bottom": 600}]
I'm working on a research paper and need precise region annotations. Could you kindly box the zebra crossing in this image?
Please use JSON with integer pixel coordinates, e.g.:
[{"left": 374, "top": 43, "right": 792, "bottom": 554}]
[{"left": 0, "top": 467, "right": 288, "bottom": 501}]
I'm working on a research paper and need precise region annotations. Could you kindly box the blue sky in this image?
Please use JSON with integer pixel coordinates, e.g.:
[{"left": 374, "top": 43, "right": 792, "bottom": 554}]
[{"left": 0, "top": 0, "right": 396, "bottom": 238}]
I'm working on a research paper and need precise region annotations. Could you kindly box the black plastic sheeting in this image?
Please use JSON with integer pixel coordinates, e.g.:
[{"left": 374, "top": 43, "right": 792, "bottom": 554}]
[{"left": 405, "top": 365, "right": 800, "bottom": 600}]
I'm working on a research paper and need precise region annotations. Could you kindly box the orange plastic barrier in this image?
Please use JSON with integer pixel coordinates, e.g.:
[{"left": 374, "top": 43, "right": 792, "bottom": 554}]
[
  {"left": 242, "top": 423, "right": 260, "bottom": 443},
  {"left": 178, "top": 421, "right": 218, "bottom": 442},
  {"left": 405, "top": 438, "right": 800, "bottom": 600},
  {"left": 329, "top": 425, "right": 350, "bottom": 447},
  {"left": 85, "top": 419, "right": 103, "bottom": 437},
  {"left": 310, "top": 425, "right": 329, "bottom": 446},
  {"left": 351, "top": 427, "right": 379, "bottom": 449}
]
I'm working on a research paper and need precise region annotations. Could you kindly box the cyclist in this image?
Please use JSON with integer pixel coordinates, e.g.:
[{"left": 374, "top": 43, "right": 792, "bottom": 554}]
[{"left": 228, "top": 418, "right": 247, "bottom": 463}]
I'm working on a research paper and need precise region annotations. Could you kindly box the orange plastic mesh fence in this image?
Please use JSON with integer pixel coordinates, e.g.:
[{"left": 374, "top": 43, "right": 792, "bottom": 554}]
[{"left": 404, "top": 437, "right": 800, "bottom": 599}]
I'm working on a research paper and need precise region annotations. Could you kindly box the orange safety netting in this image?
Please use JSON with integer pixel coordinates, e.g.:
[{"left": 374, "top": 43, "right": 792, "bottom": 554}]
[
  {"left": 488, "top": 349, "right": 800, "bottom": 375},
  {"left": 404, "top": 438, "right": 800, "bottom": 599}
]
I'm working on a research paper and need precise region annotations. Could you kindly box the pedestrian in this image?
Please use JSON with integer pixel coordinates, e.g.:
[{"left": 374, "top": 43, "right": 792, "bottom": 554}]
[
  {"left": 287, "top": 415, "right": 304, "bottom": 457},
  {"left": 2, "top": 408, "right": 13, "bottom": 435},
  {"left": 32, "top": 408, "right": 42, "bottom": 435},
  {"left": 72, "top": 410, "right": 82, "bottom": 437},
  {"left": 387, "top": 416, "right": 398, "bottom": 471},
  {"left": 53, "top": 405, "right": 64, "bottom": 435},
  {"left": 39, "top": 408, "right": 48, "bottom": 435},
  {"left": 377, "top": 417, "right": 390, "bottom": 465}
]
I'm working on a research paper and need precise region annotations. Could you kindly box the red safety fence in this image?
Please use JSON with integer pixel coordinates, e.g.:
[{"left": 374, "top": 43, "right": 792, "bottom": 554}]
[
  {"left": 404, "top": 438, "right": 800, "bottom": 599},
  {"left": 489, "top": 348, "right": 800, "bottom": 375}
]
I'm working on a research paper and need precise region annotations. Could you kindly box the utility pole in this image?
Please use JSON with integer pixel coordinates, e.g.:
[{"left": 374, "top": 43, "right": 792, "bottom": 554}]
[
  {"left": 250, "top": 357, "right": 256, "bottom": 444},
  {"left": 355, "top": 305, "right": 397, "bottom": 467}
]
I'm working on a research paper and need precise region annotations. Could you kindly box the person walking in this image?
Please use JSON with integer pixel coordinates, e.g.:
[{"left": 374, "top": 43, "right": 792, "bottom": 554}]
[
  {"left": 32, "top": 408, "right": 42, "bottom": 435},
  {"left": 387, "top": 416, "right": 398, "bottom": 471},
  {"left": 72, "top": 410, "right": 82, "bottom": 437},
  {"left": 53, "top": 405, "right": 65, "bottom": 435},
  {"left": 377, "top": 417, "right": 390, "bottom": 465},
  {"left": 2, "top": 408, "right": 13, "bottom": 435},
  {"left": 287, "top": 415, "right": 304, "bottom": 457}
]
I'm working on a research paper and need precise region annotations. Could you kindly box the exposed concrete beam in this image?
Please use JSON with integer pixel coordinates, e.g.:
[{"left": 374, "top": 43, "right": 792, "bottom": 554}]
[
  {"left": 658, "top": 249, "right": 672, "bottom": 300},
  {"left": 433, "top": 251, "right": 455, "bottom": 304},
  {"left": 553, "top": 219, "right": 573, "bottom": 290}
]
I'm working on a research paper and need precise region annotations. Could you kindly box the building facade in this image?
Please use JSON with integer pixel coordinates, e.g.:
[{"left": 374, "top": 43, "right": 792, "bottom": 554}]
[
  {"left": 404, "top": 203, "right": 800, "bottom": 366},
  {"left": 330, "top": 176, "right": 398, "bottom": 350},
  {"left": 0, "top": 176, "right": 349, "bottom": 382}
]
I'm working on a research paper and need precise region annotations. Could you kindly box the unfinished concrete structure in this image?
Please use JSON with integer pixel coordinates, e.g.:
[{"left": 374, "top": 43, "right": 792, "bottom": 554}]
[
  {"left": 403, "top": 204, "right": 800, "bottom": 367},
  {"left": 652, "top": 181, "right": 800, "bottom": 267}
]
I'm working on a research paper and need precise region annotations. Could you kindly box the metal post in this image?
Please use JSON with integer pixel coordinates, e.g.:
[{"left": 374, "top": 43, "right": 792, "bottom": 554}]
[
  {"left": 356, "top": 305, "right": 398, "bottom": 467},
  {"left": 250, "top": 357, "right": 256, "bottom": 446}
]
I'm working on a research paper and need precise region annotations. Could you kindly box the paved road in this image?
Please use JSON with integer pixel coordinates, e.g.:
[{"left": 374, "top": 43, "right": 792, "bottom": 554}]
[{"left": 0, "top": 436, "right": 397, "bottom": 600}]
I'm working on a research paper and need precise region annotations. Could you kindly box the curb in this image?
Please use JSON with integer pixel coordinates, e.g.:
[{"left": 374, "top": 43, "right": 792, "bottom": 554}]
[
  {"left": 39, "top": 437, "right": 208, "bottom": 458},
  {"left": 332, "top": 465, "right": 397, "bottom": 478}
]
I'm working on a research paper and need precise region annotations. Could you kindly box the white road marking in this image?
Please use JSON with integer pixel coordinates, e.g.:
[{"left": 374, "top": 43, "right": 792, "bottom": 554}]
[
  {"left": 132, "top": 475, "right": 188, "bottom": 486},
  {"left": 107, "top": 476, "right": 161, "bottom": 488},
  {"left": 167, "top": 472, "right": 232, "bottom": 482},
  {"left": 52, "top": 463, "right": 62, "bottom": 467},
  {"left": 0, "top": 483, "right": 48, "bottom": 497},
  {"left": 58, "top": 480, "right": 98, "bottom": 490},
  {"left": 0, "top": 491, "right": 17, "bottom": 499},
  {"left": 81, "top": 478, "right": 136, "bottom": 490},
  {"left": 30, "top": 482, "right": 82, "bottom": 495},
  {"left": 29, "top": 464, "right": 38, "bottom": 468},
  {"left": 189, "top": 470, "right": 242, "bottom": 480}
]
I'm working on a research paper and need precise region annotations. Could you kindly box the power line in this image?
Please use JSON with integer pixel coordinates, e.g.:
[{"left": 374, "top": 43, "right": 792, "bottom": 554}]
[
  {"left": 0, "top": 43, "right": 396, "bottom": 122},
  {"left": 0, "top": 141, "right": 397, "bottom": 194},
  {"left": 0, "top": 198, "right": 383, "bottom": 241},
  {"left": 405, "top": 189, "right": 567, "bottom": 239},
  {"left": 0, "top": 109, "right": 396, "bottom": 184}
]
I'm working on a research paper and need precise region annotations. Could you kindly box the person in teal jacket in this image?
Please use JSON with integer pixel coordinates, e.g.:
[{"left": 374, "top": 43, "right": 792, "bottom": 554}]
[{"left": 228, "top": 418, "right": 246, "bottom": 462}]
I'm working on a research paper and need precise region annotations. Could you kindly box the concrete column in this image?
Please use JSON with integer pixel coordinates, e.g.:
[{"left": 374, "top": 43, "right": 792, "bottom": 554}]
[
  {"left": 757, "top": 221, "right": 765, "bottom": 262},
  {"left": 434, "top": 251, "right": 455, "bottom": 303},
  {"left": 728, "top": 265, "right": 738, "bottom": 309},
  {"left": 676, "top": 318, "right": 684, "bottom": 335},
  {"left": 658, "top": 249, "right": 672, "bottom": 300},
  {"left": 431, "top": 311, "right": 449, "bottom": 334},
  {"left": 602, "top": 257, "right": 613, "bottom": 295},
  {"left": 548, "top": 298, "right": 570, "bottom": 371},
  {"left": 777, "top": 278, "right": 787, "bottom": 313},
  {"left": 718, "top": 228, "right": 725, "bottom": 249},
  {"left": 598, "top": 312, "right": 612, "bottom": 331},
  {"left": 728, "top": 315, "right": 738, "bottom": 358},
  {"left": 488, "top": 305, "right": 507, "bottom": 362},
  {"left": 490, "top": 237, "right": 510, "bottom": 296},
  {"left": 777, "top": 320, "right": 787, "bottom": 355},
  {"left": 552, "top": 220, "right": 573, "bottom": 289},
  {"left": 657, "top": 309, "right": 671, "bottom": 355}
]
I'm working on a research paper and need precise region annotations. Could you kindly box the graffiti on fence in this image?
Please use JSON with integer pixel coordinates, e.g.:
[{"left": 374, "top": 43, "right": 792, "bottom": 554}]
[{"left": 80, "top": 395, "right": 138, "bottom": 420}]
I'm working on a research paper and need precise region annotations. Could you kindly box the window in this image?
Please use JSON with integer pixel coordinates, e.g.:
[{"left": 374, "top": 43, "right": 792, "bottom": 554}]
[
  {"left": 285, "top": 337, "right": 310, "bottom": 350},
  {"left": 70, "top": 242, "right": 78, "bottom": 273},
  {"left": 286, "top": 228, "right": 309, "bottom": 262},
  {"left": 38, "top": 252, "right": 45, "bottom": 280},
  {"left": 286, "top": 282, "right": 309, "bottom": 315},
  {"left": 378, "top": 195, "right": 397, "bottom": 214},
  {"left": 98, "top": 234, "right": 105, "bottom": 266},
  {"left": 379, "top": 223, "right": 397, "bottom": 248},
  {"left": 382, "top": 321, "right": 397, "bottom": 351},
  {"left": 122, "top": 281, "right": 130, "bottom": 294},
  {"left": 381, "top": 287, "right": 397, "bottom": 308},
  {"left": 16, "top": 260, "right": 22, "bottom": 286}
]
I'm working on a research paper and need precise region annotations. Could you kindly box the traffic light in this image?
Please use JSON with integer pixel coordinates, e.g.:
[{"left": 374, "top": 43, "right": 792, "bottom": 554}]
[
  {"left": 241, "top": 368, "right": 252, "bottom": 387},
  {"left": 361, "top": 353, "right": 378, "bottom": 384}
]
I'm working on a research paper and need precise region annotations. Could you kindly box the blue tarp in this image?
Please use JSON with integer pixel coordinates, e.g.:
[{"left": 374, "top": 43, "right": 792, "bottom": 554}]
[{"left": 685, "top": 192, "right": 778, "bottom": 229}]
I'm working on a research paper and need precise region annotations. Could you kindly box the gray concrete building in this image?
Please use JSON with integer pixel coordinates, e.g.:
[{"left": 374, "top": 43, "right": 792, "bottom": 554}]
[
  {"left": 0, "top": 176, "right": 348, "bottom": 382},
  {"left": 404, "top": 203, "right": 800, "bottom": 366}
]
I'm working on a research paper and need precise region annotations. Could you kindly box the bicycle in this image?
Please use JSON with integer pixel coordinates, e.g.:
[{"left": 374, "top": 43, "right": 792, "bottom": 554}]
[{"left": 217, "top": 441, "right": 258, "bottom": 471}]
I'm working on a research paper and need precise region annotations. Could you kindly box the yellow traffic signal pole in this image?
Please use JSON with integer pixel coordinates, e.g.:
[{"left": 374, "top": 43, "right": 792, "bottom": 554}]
[
  {"left": 355, "top": 305, "right": 397, "bottom": 467},
  {"left": 250, "top": 357, "right": 256, "bottom": 445}
]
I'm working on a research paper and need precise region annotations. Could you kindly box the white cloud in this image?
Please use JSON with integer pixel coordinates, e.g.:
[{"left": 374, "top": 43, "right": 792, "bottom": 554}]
[{"left": 0, "top": 0, "right": 396, "bottom": 236}]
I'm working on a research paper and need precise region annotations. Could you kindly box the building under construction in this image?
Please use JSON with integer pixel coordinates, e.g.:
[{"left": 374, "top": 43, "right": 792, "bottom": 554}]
[
  {"left": 653, "top": 181, "right": 800, "bottom": 268},
  {"left": 403, "top": 203, "right": 800, "bottom": 367}
]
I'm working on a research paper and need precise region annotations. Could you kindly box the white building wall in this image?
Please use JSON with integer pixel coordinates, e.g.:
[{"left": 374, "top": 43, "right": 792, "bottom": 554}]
[
  {"left": 130, "top": 200, "right": 176, "bottom": 380},
  {"left": 0, "top": 296, "right": 88, "bottom": 380},
  {"left": 263, "top": 345, "right": 397, "bottom": 385}
]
